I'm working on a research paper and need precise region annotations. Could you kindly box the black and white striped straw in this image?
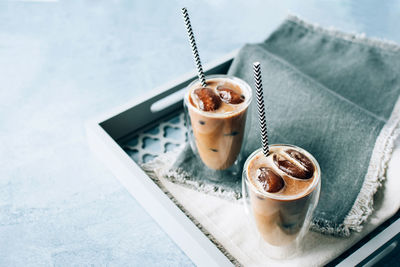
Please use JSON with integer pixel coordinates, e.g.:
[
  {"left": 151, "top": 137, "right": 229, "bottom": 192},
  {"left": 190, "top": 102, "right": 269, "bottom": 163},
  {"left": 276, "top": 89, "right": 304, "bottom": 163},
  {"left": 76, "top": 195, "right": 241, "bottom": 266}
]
[
  {"left": 253, "top": 62, "right": 269, "bottom": 157},
  {"left": 181, "top": 7, "right": 207, "bottom": 87}
]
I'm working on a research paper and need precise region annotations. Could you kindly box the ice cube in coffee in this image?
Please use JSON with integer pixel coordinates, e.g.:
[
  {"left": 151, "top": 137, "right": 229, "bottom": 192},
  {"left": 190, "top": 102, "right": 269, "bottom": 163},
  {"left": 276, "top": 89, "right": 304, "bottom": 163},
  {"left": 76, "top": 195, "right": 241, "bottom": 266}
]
[
  {"left": 243, "top": 144, "right": 320, "bottom": 248},
  {"left": 184, "top": 75, "right": 252, "bottom": 170}
]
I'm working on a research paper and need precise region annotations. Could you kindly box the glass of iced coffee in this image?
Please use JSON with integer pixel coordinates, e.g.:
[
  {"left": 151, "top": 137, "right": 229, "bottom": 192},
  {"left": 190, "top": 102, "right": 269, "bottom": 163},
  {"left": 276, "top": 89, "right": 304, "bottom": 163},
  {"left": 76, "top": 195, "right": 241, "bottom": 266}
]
[
  {"left": 184, "top": 74, "right": 252, "bottom": 175},
  {"left": 242, "top": 144, "right": 321, "bottom": 258}
]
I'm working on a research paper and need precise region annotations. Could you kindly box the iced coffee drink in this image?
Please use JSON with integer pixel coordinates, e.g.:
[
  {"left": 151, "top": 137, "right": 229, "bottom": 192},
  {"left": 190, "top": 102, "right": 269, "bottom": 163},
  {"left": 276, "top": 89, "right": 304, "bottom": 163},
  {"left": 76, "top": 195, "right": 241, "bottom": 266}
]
[
  {"left": 243, "top": 144, "right": 320, "bottom": 249},
  {"left": 184, "top": 75, "right": 252, "bottom": 170}
]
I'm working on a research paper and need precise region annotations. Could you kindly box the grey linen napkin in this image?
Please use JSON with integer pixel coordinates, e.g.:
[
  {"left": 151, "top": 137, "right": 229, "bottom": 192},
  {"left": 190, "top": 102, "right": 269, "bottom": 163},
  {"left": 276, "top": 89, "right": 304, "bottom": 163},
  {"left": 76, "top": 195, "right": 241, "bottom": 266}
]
[{"left": 157, "top": 16, "right": 400, "bottom": 236}]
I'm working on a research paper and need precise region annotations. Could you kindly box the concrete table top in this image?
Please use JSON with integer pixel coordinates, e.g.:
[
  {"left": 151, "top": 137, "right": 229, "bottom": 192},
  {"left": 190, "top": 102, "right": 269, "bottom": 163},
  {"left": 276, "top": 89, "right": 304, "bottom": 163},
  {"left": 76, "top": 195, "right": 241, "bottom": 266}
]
[{"left": 1, "top": 0, "right": 399, "bottom": 266}]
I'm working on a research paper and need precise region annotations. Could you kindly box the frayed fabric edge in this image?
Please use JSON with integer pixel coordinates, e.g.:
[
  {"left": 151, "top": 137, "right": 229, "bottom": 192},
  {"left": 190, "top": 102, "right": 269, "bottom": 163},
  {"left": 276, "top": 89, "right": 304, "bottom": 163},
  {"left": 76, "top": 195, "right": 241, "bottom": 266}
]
[
  {"left": 286, "top": 14, "right": 400, "bottom": 52},
  {"left": 311, "top": 96, "right": 400, "bottom": 237},
  {"left": 141, "top": 149, "right": 241, "bottom": 201},
  {"left": 341, "top": 96, "right": 400, "bottom": 234}
]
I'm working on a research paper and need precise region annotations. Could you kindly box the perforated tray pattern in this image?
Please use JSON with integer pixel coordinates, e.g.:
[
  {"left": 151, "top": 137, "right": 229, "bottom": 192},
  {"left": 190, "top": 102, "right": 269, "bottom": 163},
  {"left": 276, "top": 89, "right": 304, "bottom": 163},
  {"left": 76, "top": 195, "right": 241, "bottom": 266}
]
[{"left": 124, "top": 113, "right": 187, "bottom": 164}]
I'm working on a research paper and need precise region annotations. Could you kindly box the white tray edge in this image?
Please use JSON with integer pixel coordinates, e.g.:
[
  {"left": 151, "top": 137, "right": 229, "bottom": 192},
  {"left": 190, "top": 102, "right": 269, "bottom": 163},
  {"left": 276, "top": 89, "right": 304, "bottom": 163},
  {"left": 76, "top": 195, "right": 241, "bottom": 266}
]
[{"left": 85, "top": 50, "right": 240, "bottom": 266}]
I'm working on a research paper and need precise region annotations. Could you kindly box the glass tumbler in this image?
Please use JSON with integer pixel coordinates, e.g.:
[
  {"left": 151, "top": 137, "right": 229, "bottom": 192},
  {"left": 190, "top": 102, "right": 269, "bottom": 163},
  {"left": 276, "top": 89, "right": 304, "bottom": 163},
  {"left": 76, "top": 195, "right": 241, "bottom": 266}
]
[
  {"left": 183, "top": 74, "right": 252, "bottom": 179},
  {"left": 242, "top": 144, "right": 321, "bottom": 259}
]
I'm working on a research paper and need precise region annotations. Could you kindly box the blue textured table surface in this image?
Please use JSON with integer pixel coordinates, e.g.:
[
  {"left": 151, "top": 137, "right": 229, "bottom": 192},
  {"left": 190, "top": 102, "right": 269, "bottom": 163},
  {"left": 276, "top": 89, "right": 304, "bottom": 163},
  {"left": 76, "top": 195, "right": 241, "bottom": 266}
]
[{"left": 1, "top": 0, "right": 399, "bottom": 266}]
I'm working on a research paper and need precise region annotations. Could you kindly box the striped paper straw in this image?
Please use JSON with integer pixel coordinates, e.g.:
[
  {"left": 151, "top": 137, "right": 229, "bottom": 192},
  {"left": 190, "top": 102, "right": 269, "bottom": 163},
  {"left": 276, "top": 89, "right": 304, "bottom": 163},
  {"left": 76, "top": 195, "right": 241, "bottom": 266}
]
[
  {"left": 182, "top": 7, "right": 207, "bottom": 87},
  {"left": 253, "top": 62, "right": 269, "bottom": 157}
]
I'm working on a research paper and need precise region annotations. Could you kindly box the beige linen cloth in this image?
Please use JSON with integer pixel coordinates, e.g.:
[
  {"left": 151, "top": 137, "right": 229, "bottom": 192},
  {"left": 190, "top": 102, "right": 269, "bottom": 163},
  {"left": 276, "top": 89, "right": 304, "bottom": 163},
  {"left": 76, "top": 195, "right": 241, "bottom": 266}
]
[{"left": 143, "top": 135, "right": 399, "bottom": 266}]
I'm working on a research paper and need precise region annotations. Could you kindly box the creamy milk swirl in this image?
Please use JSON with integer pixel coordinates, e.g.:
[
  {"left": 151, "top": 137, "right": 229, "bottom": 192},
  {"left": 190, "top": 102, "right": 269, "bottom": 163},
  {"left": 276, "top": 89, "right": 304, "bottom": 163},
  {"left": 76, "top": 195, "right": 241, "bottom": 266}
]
[
  {"left": 184, "top": 75, "right": 252, "bottom": 170},
  {"left": 247, "top": 145, "right": 318, "bottom": 200}
]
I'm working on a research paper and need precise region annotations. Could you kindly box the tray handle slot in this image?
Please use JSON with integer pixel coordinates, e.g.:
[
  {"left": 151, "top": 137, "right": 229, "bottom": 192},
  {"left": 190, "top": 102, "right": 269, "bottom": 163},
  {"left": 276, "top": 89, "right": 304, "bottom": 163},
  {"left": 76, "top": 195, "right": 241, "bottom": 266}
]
[
  {"left": 150, "top": 88, "right": 186, "bottom": 113},
  {"left": 100, "top": 57, "right": 233, "bottom": 141}
]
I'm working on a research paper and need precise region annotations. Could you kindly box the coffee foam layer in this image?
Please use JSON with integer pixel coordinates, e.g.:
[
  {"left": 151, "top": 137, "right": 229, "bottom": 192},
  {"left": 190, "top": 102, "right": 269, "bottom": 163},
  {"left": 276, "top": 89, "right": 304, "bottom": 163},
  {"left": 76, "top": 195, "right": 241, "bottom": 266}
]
[
  {"left": 187, "top": 77, "right": 251, "bottom": 117},
  {"left": 247, "top": 146, "right": 317, "bottom": 200}
]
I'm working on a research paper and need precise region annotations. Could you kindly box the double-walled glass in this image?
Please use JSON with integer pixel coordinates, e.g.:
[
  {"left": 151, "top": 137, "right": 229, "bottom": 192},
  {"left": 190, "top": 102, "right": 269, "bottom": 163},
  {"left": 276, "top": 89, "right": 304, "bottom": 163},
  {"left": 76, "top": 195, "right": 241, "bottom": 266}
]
[
  {"left": 242, "top": 144, "right": 321, "bottom": 258},
  {"left": 184, "top": 75, "right": 252, "bottom": 179}
]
